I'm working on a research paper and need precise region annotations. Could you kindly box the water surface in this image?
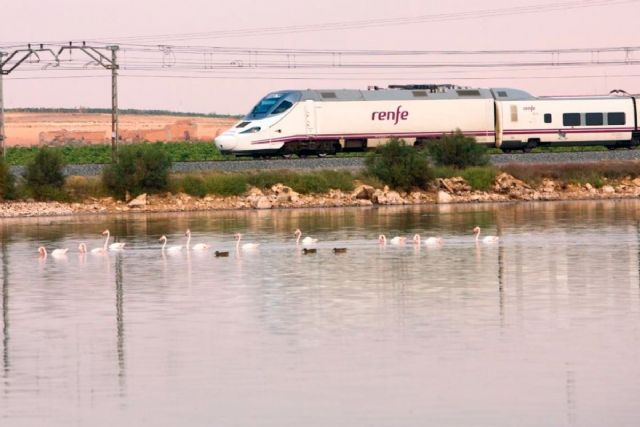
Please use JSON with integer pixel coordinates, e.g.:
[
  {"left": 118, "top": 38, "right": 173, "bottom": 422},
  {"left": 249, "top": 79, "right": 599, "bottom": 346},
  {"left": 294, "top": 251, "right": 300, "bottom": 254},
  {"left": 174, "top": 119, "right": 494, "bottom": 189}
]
[{"left": 2, "top": 201, "right": 640, "bottom": 426}]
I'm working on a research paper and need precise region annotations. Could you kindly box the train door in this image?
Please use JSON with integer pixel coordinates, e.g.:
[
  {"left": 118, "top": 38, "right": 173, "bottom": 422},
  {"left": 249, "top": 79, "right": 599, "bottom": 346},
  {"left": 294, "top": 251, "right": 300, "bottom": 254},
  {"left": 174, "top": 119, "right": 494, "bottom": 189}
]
[{"left": 304, "top": 100, "right": 317, "bottom": 137}]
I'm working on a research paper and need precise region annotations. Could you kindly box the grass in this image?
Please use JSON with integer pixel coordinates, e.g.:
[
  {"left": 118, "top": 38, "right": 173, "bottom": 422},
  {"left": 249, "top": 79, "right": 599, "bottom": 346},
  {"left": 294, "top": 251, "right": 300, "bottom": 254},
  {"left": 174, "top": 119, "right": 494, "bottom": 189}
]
[
  {"left": 5, "top": 141, "right": 230, "bottom": 165},
  {"left": 433, "top": 166, "right": 498, "bottom": 191},
  {"left": 499, "top": 161, "right": 640, "bottom": 187},
  {"left": 171, "top": 169, "right": 356, "bottom": 197}
]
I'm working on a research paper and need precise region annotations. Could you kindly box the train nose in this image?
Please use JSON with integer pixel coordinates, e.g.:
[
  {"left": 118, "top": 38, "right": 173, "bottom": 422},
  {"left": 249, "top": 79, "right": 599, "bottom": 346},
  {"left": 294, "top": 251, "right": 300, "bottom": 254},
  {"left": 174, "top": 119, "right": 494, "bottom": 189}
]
[{"left": 214, "top": 133, "right": 238, "bottom": 153}]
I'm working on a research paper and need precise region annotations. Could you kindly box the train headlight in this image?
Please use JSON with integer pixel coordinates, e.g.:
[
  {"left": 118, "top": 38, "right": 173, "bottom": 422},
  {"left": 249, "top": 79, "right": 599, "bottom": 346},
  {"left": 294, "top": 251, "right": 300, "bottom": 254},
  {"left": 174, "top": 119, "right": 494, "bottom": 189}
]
[{"left": 240, "top": 126, "right": 261, "bottom": 134}]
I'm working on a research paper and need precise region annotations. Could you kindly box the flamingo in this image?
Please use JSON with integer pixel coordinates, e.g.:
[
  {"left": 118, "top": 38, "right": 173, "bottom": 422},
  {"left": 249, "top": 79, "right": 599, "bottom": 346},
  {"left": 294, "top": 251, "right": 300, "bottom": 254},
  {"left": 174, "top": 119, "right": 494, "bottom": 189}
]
[
  {"left": 38, "top": 246, "right": 68, "bottom": 258},
  {"left": 159, "top": 235, "right": 183, "bottom": 253},
  {"left": 294, "top": 228, "right": 318, "bottom": 245},
  {"left": 78, "top": 242, "right": 106, "bottom": 255},
  {"left": 185, "top": 229, "right": 210, "bottom": 251},
  {"left": 412, "top": 234, "right": 443, "bottom": 246},
  {"left": 235, "top": 233, "right": 259, "bottom": 251},
  {"left": 473, "top": 226, "right": 499, "bottom": 244},
  {"left": 378, "top": 234, "right": 406, "bottom": 245},
  {"left": 102, "top": 229, "right": 126, "bottom": 251}
]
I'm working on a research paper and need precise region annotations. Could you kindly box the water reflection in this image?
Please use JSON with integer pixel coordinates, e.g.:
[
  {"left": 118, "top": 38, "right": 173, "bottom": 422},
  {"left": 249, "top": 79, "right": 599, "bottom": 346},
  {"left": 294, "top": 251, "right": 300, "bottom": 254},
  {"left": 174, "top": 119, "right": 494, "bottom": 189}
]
[{"left": 1, "top": 200, "right": 640, "bottom": 426}]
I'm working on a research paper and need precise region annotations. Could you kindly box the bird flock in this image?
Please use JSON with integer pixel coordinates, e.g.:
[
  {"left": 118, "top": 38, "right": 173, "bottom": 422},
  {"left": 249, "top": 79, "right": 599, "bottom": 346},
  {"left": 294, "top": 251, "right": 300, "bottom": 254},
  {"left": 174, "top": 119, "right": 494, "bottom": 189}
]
[{"left": 37, "top": 226, "right": 499, "bottom": 259}]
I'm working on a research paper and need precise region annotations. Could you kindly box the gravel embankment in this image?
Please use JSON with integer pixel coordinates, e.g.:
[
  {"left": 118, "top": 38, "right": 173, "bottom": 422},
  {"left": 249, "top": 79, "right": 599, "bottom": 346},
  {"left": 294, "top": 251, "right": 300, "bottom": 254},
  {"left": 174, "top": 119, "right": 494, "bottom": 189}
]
[{"left": 9, "top": 150, "right": 640, "bottom": 177}]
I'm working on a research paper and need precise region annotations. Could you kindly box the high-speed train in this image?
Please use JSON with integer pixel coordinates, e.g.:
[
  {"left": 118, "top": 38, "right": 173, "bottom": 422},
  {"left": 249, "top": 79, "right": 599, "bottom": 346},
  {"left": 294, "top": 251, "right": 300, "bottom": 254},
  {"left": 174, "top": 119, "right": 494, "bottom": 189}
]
[{"left": 214, "top": 84, "right": 640, "bottom": 157}]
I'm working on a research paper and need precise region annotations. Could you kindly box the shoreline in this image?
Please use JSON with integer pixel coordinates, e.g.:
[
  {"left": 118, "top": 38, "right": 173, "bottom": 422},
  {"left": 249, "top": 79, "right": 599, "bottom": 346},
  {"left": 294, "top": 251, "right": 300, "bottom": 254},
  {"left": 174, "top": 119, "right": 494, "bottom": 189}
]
[{"left": 2, "top": 173, "right": 640, "bottom": 218}]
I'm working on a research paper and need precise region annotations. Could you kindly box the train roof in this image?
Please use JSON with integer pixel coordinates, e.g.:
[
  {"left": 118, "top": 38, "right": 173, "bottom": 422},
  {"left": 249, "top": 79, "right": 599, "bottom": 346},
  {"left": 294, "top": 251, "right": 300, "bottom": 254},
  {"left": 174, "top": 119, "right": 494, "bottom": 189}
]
[{"left": 295, "top": 86, "right": 537, "bottom": 101}]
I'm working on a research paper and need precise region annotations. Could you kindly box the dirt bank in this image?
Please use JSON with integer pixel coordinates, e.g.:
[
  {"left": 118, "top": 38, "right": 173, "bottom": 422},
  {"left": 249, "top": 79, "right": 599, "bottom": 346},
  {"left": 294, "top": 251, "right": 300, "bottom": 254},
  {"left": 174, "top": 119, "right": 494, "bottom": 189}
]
[{"left": 2, "top": 173, "right": 640, "bottom": 218}]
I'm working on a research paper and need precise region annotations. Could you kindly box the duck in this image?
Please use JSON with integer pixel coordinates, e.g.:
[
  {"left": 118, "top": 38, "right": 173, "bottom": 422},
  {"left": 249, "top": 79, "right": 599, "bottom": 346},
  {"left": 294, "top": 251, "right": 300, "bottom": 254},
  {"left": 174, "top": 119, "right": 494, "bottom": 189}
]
[
  {"left": 185, "top": 229, "right": 210, "bottom": 251},
  {"left": 473, "top": 226, "right": 499, "bottom": 244},
  {"left": 214, "top": 251, "right": 229, "bottom": 257},
  {"left": 302, "top": 248, "right": 317, "bottom": 254},
  {"left": 235, "top": 233, "right": 260, "bottom": 251},
  {"left": 294, "top": 228, "right": 318, "bottom": 245},
  {"left": 102, "top": 229, "right": 126, "bottom": 251},
  {"left": 159, "top": 235, "right": 183, "bottom": 253},
  {"left": 333, "top": 248, "right": 347, "bottom": 254}
]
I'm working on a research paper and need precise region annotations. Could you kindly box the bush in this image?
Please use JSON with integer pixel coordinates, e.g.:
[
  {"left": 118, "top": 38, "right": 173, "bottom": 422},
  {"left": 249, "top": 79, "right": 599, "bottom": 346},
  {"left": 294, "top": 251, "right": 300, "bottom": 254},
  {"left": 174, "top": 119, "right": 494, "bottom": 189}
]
[
  {"left": 460, "top": 166, "right": 498, "bottom": 191},
  {"left": 23, "top": 146, "right": 67, "bottom": 200},
  {"left": 181, "top": 175, "right": 208, "bottom": 197},
  {"left": 102, "top": 143, "right": 172, "bottom": 199},
  {"left": 427, "top": 130, "right": 489, "bottom": 168},
  {"left": 0, "top": 158, "right": 16, "bottom": 200},
  {"left": 364, "top": 139, "right": 433, "bottom": 191},
  {"left": 205, "top": 174, "right": 248, "bottom": 196}
]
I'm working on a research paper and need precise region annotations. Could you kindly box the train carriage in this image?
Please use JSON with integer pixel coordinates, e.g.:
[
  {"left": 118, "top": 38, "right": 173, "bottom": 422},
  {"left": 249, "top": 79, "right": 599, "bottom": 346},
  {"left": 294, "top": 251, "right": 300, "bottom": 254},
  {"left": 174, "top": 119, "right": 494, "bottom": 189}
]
[{"left": 214, "top": 85, "right": 640, "bottom": 156}]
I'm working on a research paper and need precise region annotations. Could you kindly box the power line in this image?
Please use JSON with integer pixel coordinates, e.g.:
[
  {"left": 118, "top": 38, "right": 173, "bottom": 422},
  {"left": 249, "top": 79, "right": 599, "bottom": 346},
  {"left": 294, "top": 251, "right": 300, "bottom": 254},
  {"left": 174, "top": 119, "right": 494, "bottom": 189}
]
[{"left": 83, "top": 0, "right": 638, "bottom": 43}]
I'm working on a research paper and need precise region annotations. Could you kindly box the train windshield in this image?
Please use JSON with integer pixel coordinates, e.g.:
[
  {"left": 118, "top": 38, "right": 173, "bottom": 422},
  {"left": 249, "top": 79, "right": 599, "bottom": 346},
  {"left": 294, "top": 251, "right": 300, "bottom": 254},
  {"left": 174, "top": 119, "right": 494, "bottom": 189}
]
[{"left": 246, "top": 91, "right": 301, "bottom": 119}]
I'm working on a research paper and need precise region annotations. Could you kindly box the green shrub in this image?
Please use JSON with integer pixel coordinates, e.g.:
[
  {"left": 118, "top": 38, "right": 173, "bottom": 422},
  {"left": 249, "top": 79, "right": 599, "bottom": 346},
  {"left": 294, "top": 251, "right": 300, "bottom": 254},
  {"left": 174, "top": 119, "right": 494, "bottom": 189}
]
[
  {"left": 364, "top": 139, "right": 433, "bottom": 191},
  {"left": 427, "top": 130, "right": 489, "bottom": 168},
  {"left": 23, "top": 146, "right": 67, "bottom": 200},
  {"left": 460, "top": 166, "right": 498, "bottom": 191},
  {"left": 102, "top": 143, "right": 172, "bottom": 199},
  {"left": 0, "top": 158, "right": 16, "bottom": 200},
  {"left": 205, "top": 174, "right": 247, "bottom": 196},
  {"left": 181, "top": 175, "right": 208, "bottom": 197}
]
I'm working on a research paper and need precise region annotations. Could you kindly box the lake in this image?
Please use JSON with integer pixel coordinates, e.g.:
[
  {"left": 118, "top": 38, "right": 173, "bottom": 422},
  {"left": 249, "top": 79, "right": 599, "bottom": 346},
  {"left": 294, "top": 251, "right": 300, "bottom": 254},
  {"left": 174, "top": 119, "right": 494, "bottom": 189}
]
[{"left": 2, "top": 201, "right": 640, "bottom": 426}]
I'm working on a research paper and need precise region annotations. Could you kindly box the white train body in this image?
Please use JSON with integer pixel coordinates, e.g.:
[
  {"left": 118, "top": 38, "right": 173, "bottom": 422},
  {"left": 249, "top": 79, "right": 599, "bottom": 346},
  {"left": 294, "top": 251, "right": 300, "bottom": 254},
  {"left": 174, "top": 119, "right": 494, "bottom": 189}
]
[{"left": 214, "top": 85, "right": 640, "bottom": 156}]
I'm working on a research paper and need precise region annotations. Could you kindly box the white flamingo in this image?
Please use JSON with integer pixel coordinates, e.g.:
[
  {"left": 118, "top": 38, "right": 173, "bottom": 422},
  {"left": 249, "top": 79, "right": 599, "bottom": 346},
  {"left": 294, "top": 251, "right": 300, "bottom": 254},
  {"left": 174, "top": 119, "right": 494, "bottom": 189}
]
[
  {"left": 102, "top": 229, "right": 126, "bottom": 251},
  {"left": 38, "top": 246, "right": 68, "bottom": 258},
  {"left": 78, "top": 242, "right": 106, "bottom": 255},
  {"left": 159, "top": 235, "right": 183, "bottom": 253},
  {"left": 185, "top": 229, "right": 210, "bottom": 251},
  {"left": 294, "top": 228, "right": 318, "bottom": 245},
  {"left": 378, "top": 234, "right": 406, "bottom": 245},
  {"left": 473, "top": 226, "right": 499, "bottom": 244},
  {"left": 412, "top": 234, "right": 443, "bottom": 246},
  {"left": 235, "top": 233, "right": 259, "bottom": 251}
]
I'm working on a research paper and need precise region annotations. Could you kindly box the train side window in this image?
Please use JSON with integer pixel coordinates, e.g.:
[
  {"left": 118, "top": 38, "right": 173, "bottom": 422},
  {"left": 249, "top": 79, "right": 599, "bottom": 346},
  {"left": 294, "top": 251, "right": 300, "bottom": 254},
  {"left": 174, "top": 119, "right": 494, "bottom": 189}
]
[
  {"left": 585, "top": 113, "right": 603, "bottom": 126},
  {"left": 544, "top": 113, "right": 552, "bottom": 124},
  {"left": 510, "top": 105, "right": 518, "bottom": 122},
  {"left": 563, "top": 113, "right": 581, "bottom": 126},
  {"left": 608, "top": 112, "right": 626, "bottom": 125},
  {"left": 271, "top": 100, "right": 293, "bottom": 115}
]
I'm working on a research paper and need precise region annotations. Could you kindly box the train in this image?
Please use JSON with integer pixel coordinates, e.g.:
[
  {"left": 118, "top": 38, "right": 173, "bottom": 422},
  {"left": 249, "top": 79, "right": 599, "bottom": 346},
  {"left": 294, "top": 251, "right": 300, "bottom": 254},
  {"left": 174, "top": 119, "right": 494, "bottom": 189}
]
[{"left": 214, "top": 84, "right": 640, "bottom": 157}]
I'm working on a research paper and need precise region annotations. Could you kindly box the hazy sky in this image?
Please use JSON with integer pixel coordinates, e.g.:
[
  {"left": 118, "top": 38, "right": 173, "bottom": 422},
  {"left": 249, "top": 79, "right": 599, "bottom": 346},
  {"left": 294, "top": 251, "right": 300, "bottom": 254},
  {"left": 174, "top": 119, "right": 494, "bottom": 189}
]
[{"left": 2, "top": 0, "right": 639, "bottom": 114}]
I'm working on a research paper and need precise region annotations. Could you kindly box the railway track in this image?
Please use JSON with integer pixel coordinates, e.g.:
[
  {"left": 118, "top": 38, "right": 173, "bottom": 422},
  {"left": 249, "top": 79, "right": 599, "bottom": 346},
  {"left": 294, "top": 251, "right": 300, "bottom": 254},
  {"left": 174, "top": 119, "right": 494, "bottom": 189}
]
[{"left": 9, "top": 149, "right": 640, "bottom": 177}]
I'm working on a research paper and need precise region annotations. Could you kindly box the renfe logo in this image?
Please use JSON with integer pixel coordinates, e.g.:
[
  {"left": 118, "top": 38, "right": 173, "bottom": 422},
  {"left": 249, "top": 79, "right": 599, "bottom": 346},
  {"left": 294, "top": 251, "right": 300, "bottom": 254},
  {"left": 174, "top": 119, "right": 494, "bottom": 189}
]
[{"left": 371, "top": 106, "right": 409, "bottom": 125}]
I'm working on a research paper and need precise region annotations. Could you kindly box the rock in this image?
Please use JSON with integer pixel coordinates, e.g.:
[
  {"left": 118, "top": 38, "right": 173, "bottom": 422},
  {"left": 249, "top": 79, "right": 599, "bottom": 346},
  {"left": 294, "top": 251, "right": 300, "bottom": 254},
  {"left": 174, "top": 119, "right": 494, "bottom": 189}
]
[
  {"left": 632, "top": 178, "right": 640, "bottom": 187},
  {"left": 585, "top": 183, "right": 593, "bottom": 191},
  {"left": 246, "top": 187, "right": 263, "bottom": 197},
  {"left": 255, "top": 196, "right": 272, "bottom": 209},
  {"left": 602, "top": 185, "right": 615, "bottom": 194},
  {"left": 355, "top": 199, "right": 373, "bottom": 206},
  {"left": 439, "top": 177, "right": 471, "bottom": 194},
  {"left": 437, "top": 190, "right": 453, "bottom": 204},
  {"left": 352, "top": 184, "right": 376, "bottom": 200},
  {"left": 385, "top": 191, "right": 404, "bottom": 205},
  {"left": 127, "top": 193, "right": 147, "bottom": 208},
  {"left": 371, "top": 189, "right": 387, "bottom": 204},
  {"left": 494, "top": 173, "right": 530, "bottom": 192}
]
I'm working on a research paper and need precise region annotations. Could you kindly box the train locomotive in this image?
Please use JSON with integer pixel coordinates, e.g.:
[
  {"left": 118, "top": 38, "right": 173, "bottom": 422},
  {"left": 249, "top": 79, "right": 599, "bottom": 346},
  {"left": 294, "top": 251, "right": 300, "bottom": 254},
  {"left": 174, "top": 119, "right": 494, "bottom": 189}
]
[{"left": 214, "top": 84, "right": 640, "bottom": 157}]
